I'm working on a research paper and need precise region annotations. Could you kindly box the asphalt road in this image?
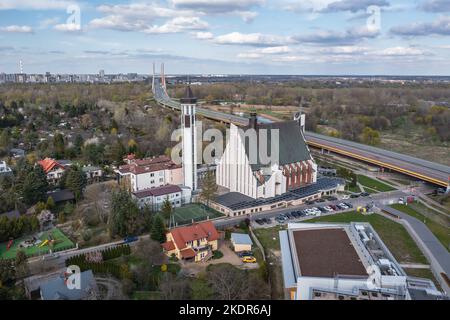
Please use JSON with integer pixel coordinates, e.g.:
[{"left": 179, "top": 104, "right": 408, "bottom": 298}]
[
  {"left": 380, "top": 205, "right": 450, "bottom": 277},
  {"left": 305, "top": 132, "right": 450, "bottom": 187},
  {"left": 154, "top": 77, "right": 450, "bottom": 187}
]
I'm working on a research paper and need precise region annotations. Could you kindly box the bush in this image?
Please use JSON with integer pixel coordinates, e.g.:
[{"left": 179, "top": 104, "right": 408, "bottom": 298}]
[{"left": 212, "top": 250, "right": 223, "bottom": 260}]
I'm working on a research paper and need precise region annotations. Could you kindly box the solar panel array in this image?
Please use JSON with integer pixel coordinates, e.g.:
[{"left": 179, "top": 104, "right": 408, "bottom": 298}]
[{"left": 217, "top": 177, "right": 345, "bottom": 211}]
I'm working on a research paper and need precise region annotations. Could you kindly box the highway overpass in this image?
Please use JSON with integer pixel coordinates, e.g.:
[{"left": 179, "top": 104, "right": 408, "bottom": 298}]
[{"left": 152, "top": 75, "right": 450, "bottom": 188}]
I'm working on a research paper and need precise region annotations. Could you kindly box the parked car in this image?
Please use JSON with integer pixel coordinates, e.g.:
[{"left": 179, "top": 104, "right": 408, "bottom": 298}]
[
  {"left": 263, "top": 218, "right": 272, "bottom": 224},
  {"left": 343, "top": 202, "right": 353, "bottom": 208},
  {"left": 318, "top": 207, "right": 327, "bottom": 213},
  {"left": 291, "top": 211, "right": 299, "bottom": 218},
  {"left": 350, "top": 193, "right": 360, "bottom": 198},
  {"left": 327, "top": 196, "right": 338, "bottom": 201},
  {"left": 360, "top": 192, "right": 370, "bottom": 197},
  {"left": 255, "top": 219, "right": 264, "bottom": 225},
  {"left": 338, "top": 203, "right": 349, "bottom": 209},
  {"left": 316, "top": 198, "right": 326, "bottom": 203},
  {"left": 123, "top": 236, "right": 139, "bottom": 243},
  {"left": 342, "top": 195, "right": 350, "bottom": 200},
  {"left": 306, "top": 200, "right": 315, "bottom": 205},
  {"left": 284, "top": 212, "right": 293, "bottom": 219},
  {"left": 242, "top": 256, "right": 257, "bottom": 263},
  {"left": 238, "top": 251, "right": 253, "bottom": 258},
  {"left": 324, "top": 206, "right": 334, "bottom": 212},
  {"left": 329, "top": 204, "right": 338, "bottom": 210}
]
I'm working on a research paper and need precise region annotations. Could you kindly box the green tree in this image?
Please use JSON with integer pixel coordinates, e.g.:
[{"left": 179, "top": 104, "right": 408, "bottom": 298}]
[
  {"left": 190, "top": 278, "right": 214, "bottom": 300},
  {"left": 0, "top": 129, "right": 11, "bottom": 149},
  {"left": 61, "top": 165, "right": 87, "bottom": 201},
  {"left": 73, "top": 134, "right": 84, "bottom": 154},
  {"left": 22, "top": 166, "right": 48, "bottom": 205},
  {"left": 200, "top": 170, "right": 218, "bottom": 207},
  {"left": 150, "top": 215, "right": 166, "bottom": 243},
  {"left": 361, "top": 127, "right": 381, "bottom": 146},
  {"left": 161, "top": 198, "right": 173, "bottom": 220},
  {"left": 46, "top": 196, "right": 55, "bottom": 210},
  {"left": 14, "top": 251, "right": 29, "bottom": 279},
  {"left": 53, "top": 133, "right": 65, "bottom": 158},
  {"left": 109, "top": 189, "right": 140, "bottom": 237}
]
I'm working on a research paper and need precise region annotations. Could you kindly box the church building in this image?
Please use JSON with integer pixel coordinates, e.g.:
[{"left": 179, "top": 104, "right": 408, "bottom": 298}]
[{"left": 216, "top": 113, "right": 317, "bottom": 199}]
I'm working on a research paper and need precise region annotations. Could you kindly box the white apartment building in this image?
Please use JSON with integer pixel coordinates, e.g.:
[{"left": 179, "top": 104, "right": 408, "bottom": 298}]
[{"left": 116, "top": 155, "right": 183, "bottom": 192}]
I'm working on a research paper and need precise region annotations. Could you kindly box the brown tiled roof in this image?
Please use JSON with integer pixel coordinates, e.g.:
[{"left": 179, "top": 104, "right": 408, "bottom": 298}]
[
  {"left": 292, "top": 228, "right": 367, "bottom": 278},
  {"left": 169, "top": 221, "right": 219, "bottom": 250},
  {"left": 38, "top": 158, "right": 64, "bottom": 174},
  {"left": 162, "top": 241, "right": 175, "bottom": 251},
  {"left": 132, "top": 184, "right": 182, "bottom": 199},
  {"left": 118, "top": 155, "right": 181, "bottom": 175},
  {"left": 180, "top": 248, "right": 196, "bottom": 259}
]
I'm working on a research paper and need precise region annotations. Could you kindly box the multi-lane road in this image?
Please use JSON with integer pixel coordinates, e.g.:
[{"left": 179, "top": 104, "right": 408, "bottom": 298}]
[{"left": 153, "top": 76, "right": 450, "bottom": 188}]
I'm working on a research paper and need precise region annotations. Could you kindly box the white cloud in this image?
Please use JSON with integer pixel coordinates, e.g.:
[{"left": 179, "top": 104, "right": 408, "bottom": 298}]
[
  {"left": 319, "top": 46, "right": 369, "bottom": 54},
  {"left": 195, "top": 31, "right": 214, "bottom": 39},
  {"left": 375, "top": 46, "right": 427, "bottom": 56},
  {"left": 54, "top": 23, "right": 81, "bottom": 32},
  {"left": 89, "top": 3, "right": 207, "bottom": 34},
  {"left": 171, "top": 0, "right": 263, "bottom": 21},
  {"left": 237, "top": 52, "right": 263, "bottom": 59},
  {"left": 0, "top": 0, "right": 75, "bottom": 10},
  {"left": 214, "top": 32, "right": 293, "bottom": 46},
  {"left": 143, "top": 17, "right": 209, "bottom": 34},
  {"left": 0, "top": 25, "right": 33, "bottom": 33}
]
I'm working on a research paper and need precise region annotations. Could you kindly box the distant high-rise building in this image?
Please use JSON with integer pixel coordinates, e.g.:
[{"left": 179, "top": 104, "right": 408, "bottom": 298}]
[{"left": 99, "top": 69, "right": 105, "bottom": 78}]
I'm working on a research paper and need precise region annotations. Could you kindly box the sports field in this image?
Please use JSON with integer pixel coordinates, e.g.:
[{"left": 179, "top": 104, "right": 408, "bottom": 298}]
[
  {"left": 173, "top": 203, "right": 224, "bottom": 226},
  {"left": 0, "top": 228, "right": 75, "bottom": 259}
]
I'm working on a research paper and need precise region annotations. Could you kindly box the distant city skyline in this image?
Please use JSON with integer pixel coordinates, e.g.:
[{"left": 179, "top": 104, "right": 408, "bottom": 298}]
[{"left": 1, "top": 0, "right": 450, "bottom": 75}]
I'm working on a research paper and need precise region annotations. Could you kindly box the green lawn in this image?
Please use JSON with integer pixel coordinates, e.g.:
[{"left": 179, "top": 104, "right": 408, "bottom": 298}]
[
  {"left": 0, "top": 228, "right": 74, "bottom": 259},
  {"left": 390, "top": 204, "right": 450, "bottom": 252},
  {"left": 254, "top": 226, "right": 285, "bottom": 251},
  {"left": 132, "top": 291, "right": 162, "bottom": 300},
  {"left": 308, "top": 212, "right": 427, "bottom": 264},
  {"left": 357, "top": 175, "right": 396, "bottom": 192},
  {"left": 173, "top": 203, "right": 224, "bottom": 226}
]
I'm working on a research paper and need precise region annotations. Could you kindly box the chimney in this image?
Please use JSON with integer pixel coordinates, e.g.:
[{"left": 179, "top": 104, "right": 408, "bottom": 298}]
[{"left": 249, "top": 112, "right": 257, "bottom": 129}]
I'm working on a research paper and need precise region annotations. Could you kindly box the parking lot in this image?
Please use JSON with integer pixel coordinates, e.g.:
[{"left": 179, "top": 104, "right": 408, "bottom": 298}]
[{"left": 250, "top": 194, "right": 383, "bottom": 229}]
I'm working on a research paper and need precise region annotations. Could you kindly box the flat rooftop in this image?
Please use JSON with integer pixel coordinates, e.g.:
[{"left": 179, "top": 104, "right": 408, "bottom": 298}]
[{"left": 292, "top": 228, "right": 367, "bottom": 278}]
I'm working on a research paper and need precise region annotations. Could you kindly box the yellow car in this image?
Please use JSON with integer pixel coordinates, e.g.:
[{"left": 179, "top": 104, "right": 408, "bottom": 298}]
[{"left": 242, "top": 256, "right": 256, "bottom": 263}]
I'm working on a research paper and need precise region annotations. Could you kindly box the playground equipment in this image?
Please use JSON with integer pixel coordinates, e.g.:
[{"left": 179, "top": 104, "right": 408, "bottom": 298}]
[
  {"left": 6, "top": 239, "right": 13, "bottom": 251},
  {"left": 39, "top": 239, "right": 49, "bottom": 247}
]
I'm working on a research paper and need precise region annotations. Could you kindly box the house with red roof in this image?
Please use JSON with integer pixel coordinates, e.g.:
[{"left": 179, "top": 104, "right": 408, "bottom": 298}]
[
  {"left": 38, "top": 158, "right": 72, "bottom": 184},
  {"left": 115, "top": 155, "right": 183, "bottom": 192},
  {"left": 162, "top": 221, "right": 219, "bottom": 262}
]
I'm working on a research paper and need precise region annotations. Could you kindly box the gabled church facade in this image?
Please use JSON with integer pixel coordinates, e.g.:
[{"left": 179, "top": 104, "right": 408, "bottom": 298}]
[{"left": 216, "top": 113, "right": 317, "bottom": 199}]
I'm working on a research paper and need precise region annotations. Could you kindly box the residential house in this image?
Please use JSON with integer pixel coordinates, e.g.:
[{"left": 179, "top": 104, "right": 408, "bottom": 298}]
[
  {"left": 39, "top": 270, "right": 98, "bottom": 300},
  {"left": 82, "top": 165, "right": 103, "bottom": 183},
  {"left": 132, "top": 184, "right": 191, "bottom": 211},
  {"left": 0, "top": 160, "right": 13, "bottom": 177},
  {"left": 162, "top": 221, "right": 219, "bottom": 262},
  {"left": 38, "top": 158, "right": 72, "bottom": 184},
  {"left": 116, "top": 155, "right": 183, "bottom": 192}
]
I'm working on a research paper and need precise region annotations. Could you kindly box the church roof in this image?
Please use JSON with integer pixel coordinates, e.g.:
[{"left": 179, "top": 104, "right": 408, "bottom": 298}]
[
  {"left": 243, "top": 120, "right": 312, "bottom": 172},
  {"left": 180, "top": 86, "right": 197, "bottom": 104}
]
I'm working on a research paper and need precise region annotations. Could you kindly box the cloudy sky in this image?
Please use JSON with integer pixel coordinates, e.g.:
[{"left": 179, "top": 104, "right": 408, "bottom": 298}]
[{"left": 1, "top": 0, "right": 450, "bottom": 75}]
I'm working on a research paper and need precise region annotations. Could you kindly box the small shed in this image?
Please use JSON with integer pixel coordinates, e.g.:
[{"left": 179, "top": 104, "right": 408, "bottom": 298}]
[{"left": 231, "top": 233, "right": 253, "bottom": 252}]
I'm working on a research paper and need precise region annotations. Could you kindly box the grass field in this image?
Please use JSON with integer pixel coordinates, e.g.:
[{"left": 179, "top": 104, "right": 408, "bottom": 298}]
[
  {"left": 357, "top": 175, "right": 396, "bottom": 192},
  {"left": 390, "top": 204, "right": 450, "bottom": 252},
  {"left": 403, "top": 268, "right": 442, "bottom": 291},
  {"left": 0, "top": 228, "right": 74, "bottom": 259},
  {"left": 308, "top": 212, "right": 427, "bottom": 264},
  {"left": 173, "top": 203, "right": 224, "bottom": 226}
]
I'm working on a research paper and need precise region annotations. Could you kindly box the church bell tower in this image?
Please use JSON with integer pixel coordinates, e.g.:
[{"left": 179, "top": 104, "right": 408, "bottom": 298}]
[{"left": 181, "top": 86, "right": 198, "bottom": 191}]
